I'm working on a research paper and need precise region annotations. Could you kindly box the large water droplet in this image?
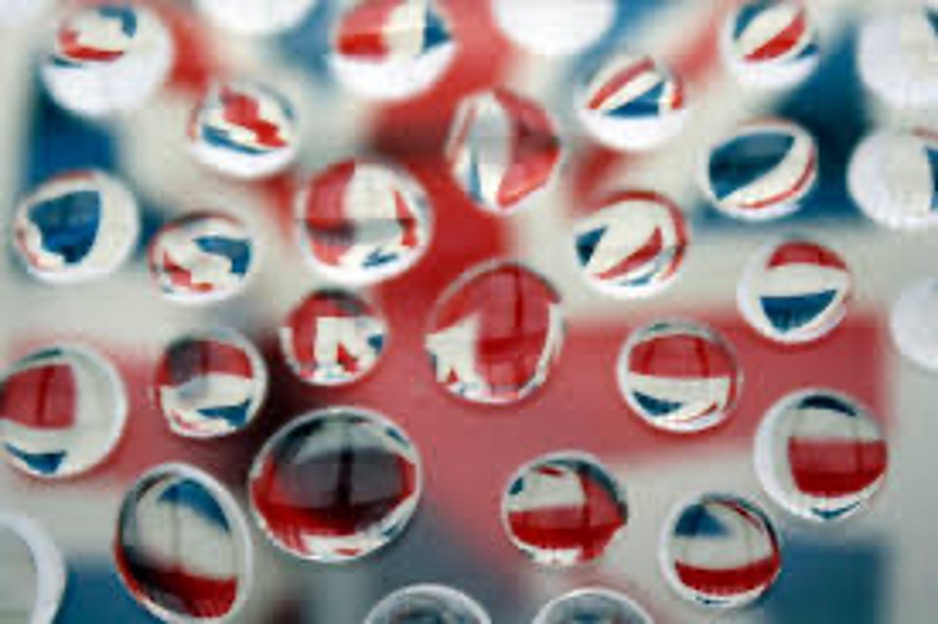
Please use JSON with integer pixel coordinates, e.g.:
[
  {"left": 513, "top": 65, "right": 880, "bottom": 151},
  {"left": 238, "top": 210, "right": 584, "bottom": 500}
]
[
  {"left": 148, "top": 212, "right": 256, "bottom": 305},
  {"left": 576, "top": 53, "right": 689, "bottom": 151},
  {"left": 329, "top": 0, "right": 457, "bottom": 101},
  {"left": 574, "top": 190, "right": 690, "bottom": 299},
  {"left": 13, "top": 170, "right": 140, "bottom": 284},
  {"left": 248, "top": 407, "right": 422, "bottom": 562},
  {"left": 425, "top": 260, "right": 565, "bottom": 405},
  {"left": 491, "top": 0, "right": 615, "bottom": 57},
  {"left": 154, "top": 328, "right": 267, "bottom": 439},
  {"left": 188, "top": 80, "right": 299, "bottom": 180},
  {"left": 737, "top": 236, "right": 851, "bottom": 345},
  {"left": 0, "top": 345, "right": 127, "bottom": 478},
  {"left": 365, "top": 584, "right": 491, "bottom": 624},
  {"left": 196, "top": 0, "right": 318, "bottom": 36},
  {"left": 0, "top": 513, "right": 66, "bottom": 624},
  {"left": 755, "top": 388, "right": 888, "bottom": 522},
  {"left": 661, "top": 493, "right": 781, "bottom": 608},
  {"left": 114, "top": 463, "right": 253, "bottom": 622},
  {"left": 280, "top": 290, "right": 388, "bottom": 386},
  {"left": 502, "top": 452, "right": 628, "bottom": 567},
  {"left": 848, "top": 128, "right": 938, "bottom": 232},
  {"left": 295, "top": 159, "right": 433, "bottom": 286},
  {"left": 720, "top": 0, "right": 820, "bottom": 90},
  {"left": 41, "top": 4, "right": 173, "bottom": 117},
  {"left": 701, "top": 118, "right": 818, "bottom": 222},
  {"left": 533, "top": 587, "right": 653, "bottom": 624},
  {"left": 617, "top": 320, "right": 742, "bottom": 434},
  {"left": 891, "top": 277, "right": 938, "bottom": 373},
  {"left": 445, "top": 89, "right": 563, "bottom": 216}
]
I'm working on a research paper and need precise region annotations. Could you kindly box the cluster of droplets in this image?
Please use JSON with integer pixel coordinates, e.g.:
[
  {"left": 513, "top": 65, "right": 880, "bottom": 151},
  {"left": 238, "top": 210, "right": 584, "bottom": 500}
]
[{"left": 3, "top": 0, "right": 934, "bottom": 622}]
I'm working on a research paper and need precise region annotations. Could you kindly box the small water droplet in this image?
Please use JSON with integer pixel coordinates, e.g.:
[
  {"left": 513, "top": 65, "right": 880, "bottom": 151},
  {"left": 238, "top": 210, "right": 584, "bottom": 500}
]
[
  {"left": 365, "top": 584, "right": 491, "bottom": 624},
  {"left": 196, "top": 0, "right": 318, "bottom": 36},
  {"left": 891, "top": 277, "right": 938, "bottom": 372},
  {"left": 533, "top": 587, "right": 653, "bottom": 624}
]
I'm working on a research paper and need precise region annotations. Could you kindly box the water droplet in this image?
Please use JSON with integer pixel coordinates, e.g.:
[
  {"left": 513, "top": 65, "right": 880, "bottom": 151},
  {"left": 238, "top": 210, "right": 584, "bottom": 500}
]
[
  {"left": 857, "top": 8, "right": 938, "bottom": 110},
  {"left": 490, "top": 0, "right": 614, "bottom": 57},
  {"left": 847, "top": 128, "right": 938, "bottom": 232},
  {"left": 280, "top": 290, "right": 388, "bottom": 386},
  {"left": 41, "top": 4, "right": 173, "bottom": 117},
  {"left": 0, "top": 345, "right": 127, "bottom": 478},
  {"left": 188, "top": 80, "right": 299, "bottom": 180},
  {"left": 502, "top": 453, "right": 628, "bottom": 566},
  {"left": 154, "top": 328, "right": 267, "bottom": 439},
  {"left": 721, "top": 0, "right": 820, "bottom": 90},
  {"left": 13, "top": 170, "right": 140, "bottom": 284},
  {"left": 755, "top": 388, "right": 888, "bottom": 522},
  {"left": 701, "top": 118, "right": 817, "bottom": 222},
  {"left": 576, "top": 53, "right": 689, "bottom": 151},
  {"left": 737, "top": 236, "right": 851, "bottom": 345},
  {"left": 196, "top": 0, "right": 318, "bottom": 36},
  {"left": 445, "top": 89, "right": 563, "bottom": 216},
  {"left": 533, "top": 588, "right": 652, "bottom": 624},
  {"left": 329, "top": 0, "right": 457, "bottom": 101},
  {"left": 295, "top": 159, "right": 433, "bottom": 285},
  {"left": 661, "top": 493, "right": 781, "bottom": 608},
  {"left": 148, "top": 212, "right": 256, "bottom": 304},
  {"left": 574, "top": 190, "right": 690, "bottom": 299},
  {"left": 248, "top": 407, "right": 422, "bottom": 562},
  {"left": 891, "top": 277, "right": 938, "bottom": 372},
  {"left": 365, "top": 584, "right": 491, "bottom": 624},
  {"left": 114, "top": 463, "right": 253, "bottom": 622},
  {"left": 425, "top": 260, "right": 565, "bottom": 405},
  {"left": 617, "top": 320, "right": 742, "bottom": 434},
  {"left": 0, "top": 513, "right": 66, "bottom": 624}
]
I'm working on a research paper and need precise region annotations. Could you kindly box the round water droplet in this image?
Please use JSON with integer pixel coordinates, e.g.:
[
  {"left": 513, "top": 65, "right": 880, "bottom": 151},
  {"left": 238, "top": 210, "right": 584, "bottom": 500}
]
[
  {"left": 891, "top": 277, "right": 938, "bottom": 372},
  {"left": 661, "top": 493, "right": 781, "bottom": 609},
  {"left": 738, "top": 236, "right": 851, "bottom": 345},
  {"left": 329, "top": 0, "right": 457, "bottom": 101},
  {"left": 574, "top": 190, "right": 690, "bottom": 299},
  {"left": 755, "top": 388, "right": 888, "bottom": 522},
  {"left": 701, "top": 118, "right": 818, "bottom": 221},
  {"left": 0, "top": 513, "right": 66, "bottom": 624},
  {"left": 425, "top": 260, "right": 565, "bottom": 405},
  {"left": 490, "top": 0, "right": 614, "bottom": 57},
  {"left": 720, "top": 0, "right": 820, "bottom": 90},
  {"left": 114, "top": 463, "right": 253, "bottom": 622},
  {"left": 502, "top": 453, "right": 628, "bottom": 566},
  {"left": 0, "top": 345, "right": 127, "bottom": 478},
  {"left": 188, "top": 80, "right": 299, "bottom": 180},
  {"left": 857, "top": 8, "right": 938, "bottom": 109},
  {"left": 13, "top": 170, "right": 140, "bottom": 284},
  {"left": 576, "top": 53, "right": 689, "bottom": 151},
  {"left": 41, "top": 3, "right": 174, "bottom": 117},
  {"left": 0, "top": 0, "right": 52, "bottom": 25},
  {"left": 445, "top": 88, "right": 563, "bottom": 216},
  {"left": 154, "top": 328, "right": 267, "bottom": 439},
  {"left": 295, "top": 159, "right": 433, "bottom": 285},
  {"left": 280, "top": 290, "right": 388, "bottom": 386},
  {"left": 196, "top": 0, "right": 318, "bottom": 36},
  {"left": 847, "top": 128, "right": 938, "bottom": 232},
  {"left": 148, "top": 212, "right": 256, "bottom": 304},
  {"left": 533, "top": 587, "right": 653, "bottom": 624},
  {"left": 366, "top": 584, "right": 491, "bottom": 624},
  {"left": 617, "top": 320, "right": 742, "bottom": 434},
  {"left": 248, "top": 407, "right": 422, "bottom": 562}
]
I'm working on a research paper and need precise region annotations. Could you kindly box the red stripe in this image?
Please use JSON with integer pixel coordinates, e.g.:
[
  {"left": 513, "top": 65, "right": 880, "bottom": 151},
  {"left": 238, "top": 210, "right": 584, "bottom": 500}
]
[
  {"left": 745, "top": 9, "right": 807, "bottom": 62},
  {"left": 788, "top": 439, "right": 888, "bottom": 497},
  {"left": 494, "top": 90, "right": 562, "bottom": 210},
  {"left": 767, "top": 240, "right": 846, "bottom": 270},
  {"left": 741, "top": 147, "right": 816, "bottom": 210},
  {"left": 675, "top": 553, "right": 780, "bottom": 596},
  {"left": 219, "top": 88, "right": 287, "bottom": 149},
  {"left": 59, "top": 29, "right": 125, "bottom": 62},
  {"left": 336, "top": 0, "right": 400, "bottom": 60},
  {"left": 0, "top": 364, "right": 77, "bottom": 430},
  {"left": 596, "top": 227, "right": 665, "bottom": 281},
  {"left": 628, "top": 334, "right": 737, "bottom": 379},
  {"left": 301, "top": 161, "right": 358, "bottom": 267},
  {"left": 587, "top": 56, "right": 657, "bottom": 111}
]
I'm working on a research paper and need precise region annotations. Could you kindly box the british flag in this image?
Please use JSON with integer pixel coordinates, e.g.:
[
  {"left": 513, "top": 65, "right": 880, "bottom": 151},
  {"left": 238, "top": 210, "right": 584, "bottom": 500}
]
[{"left": 0, "top": 0, "right": 934, "bottom": 622}]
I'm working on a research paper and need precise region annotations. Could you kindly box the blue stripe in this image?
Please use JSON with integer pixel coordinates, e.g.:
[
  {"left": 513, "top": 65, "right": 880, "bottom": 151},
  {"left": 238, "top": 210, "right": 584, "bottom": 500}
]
[
  {"left": 575, "top": 227, "right": 604, "bottom": 266},
  {"left": 4, "top": 444, "right": 66, "bottom": 475},
  {"left": 157, "top": 478, "right": 231, "bottom": 531},
  {"left": 759, "top": 289, "right": 837, "bottom": 333},
  {"left": 199, "top": 399, "right": 252, "bottom": 428},
  {"left": 632, "top": 391, "right": 682, "bottom": 416},
  {"left": 797, "top": 393, "right": 857, "bottom": 416},
  {"left": 674, "top": 503, "right": 728, "bottom": 538},
  {"left": 194, "top": 236, "right": 252, "bottom": 276},
  {"left": 709, "top": 132, "right": 795, "bottom": 200},
  {"left": 30, "top": 190, "right": 102, "bottom": 264}
]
